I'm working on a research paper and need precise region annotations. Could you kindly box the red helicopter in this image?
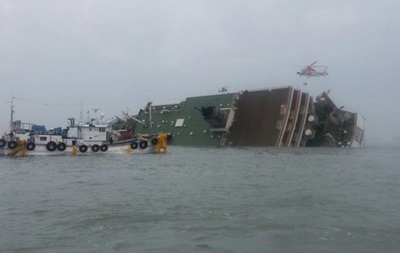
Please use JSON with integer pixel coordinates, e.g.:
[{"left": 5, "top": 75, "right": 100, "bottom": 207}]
[{"left": 297, "top": 61, "right": 328, "bottom": 78}]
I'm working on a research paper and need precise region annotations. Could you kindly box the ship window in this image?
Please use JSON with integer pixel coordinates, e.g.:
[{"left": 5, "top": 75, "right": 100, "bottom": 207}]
[
  {"left": 276, "top": 120, "right": 283, "bottom": 130},
  {"left": 175, "top": 119, "right": 185, "bottom": 127},
  {"left": 280, "top": 105, "right": 286, "bottom": 115},
  {"left": 40, "top": 137, "right": 47, "bottom": 141},
  {"left": 300, "top": 106, "right": 305, "bottom": 114},
  {"left": 99, "top": 128, "right": 105, "bottom": 132}
]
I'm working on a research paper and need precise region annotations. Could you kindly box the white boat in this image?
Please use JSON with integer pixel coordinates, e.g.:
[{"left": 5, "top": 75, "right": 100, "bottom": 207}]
[{"left": 0, "top": 101, "right": 167, "bottom": 157}]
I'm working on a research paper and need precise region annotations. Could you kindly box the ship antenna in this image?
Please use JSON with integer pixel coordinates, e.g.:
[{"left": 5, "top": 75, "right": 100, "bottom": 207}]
[{"left": 86, "top": 110, "right": 90, "bottom": 124}]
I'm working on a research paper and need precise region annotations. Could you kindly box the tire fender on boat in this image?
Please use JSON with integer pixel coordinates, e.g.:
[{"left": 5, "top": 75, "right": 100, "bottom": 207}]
[
  {"left": 100, "top": 144, "right": 108, "bottom": 152},
  {"left": 0, "top": 139, "right": 6, "bottom": 148},
  {"left": 139, "top": 141, "right": 148, "bottom": 149},
  {"left": 8, "top": 141, "right": 18, "bottom": 149},
  {"left": 91, "top": 144, "right": 100, "bottom": 152},
  {"left": 79, "top": 145, "right": 88, "bottom": 153},
  {"left": 131, "top": 142, "right": 138, "bottom": 149},
  {"left": 58, "top": 142, "right": 67, "bottom": 151},
  {"left": 46, "top": 141, "right": 57, "bottom": 152},
  {"left": 27, "top": 142, "right": 36, "bottom": 151}
]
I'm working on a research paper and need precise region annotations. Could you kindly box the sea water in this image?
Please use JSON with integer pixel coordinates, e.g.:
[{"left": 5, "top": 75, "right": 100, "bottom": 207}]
[{"left": 0, "top": 145, "right": 399, "bottom": 253}]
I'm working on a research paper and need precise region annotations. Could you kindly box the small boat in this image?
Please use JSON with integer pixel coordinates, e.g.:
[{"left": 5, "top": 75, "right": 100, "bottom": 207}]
[{"left": 0, "top": 101, "right": 167, "bottom": 157}]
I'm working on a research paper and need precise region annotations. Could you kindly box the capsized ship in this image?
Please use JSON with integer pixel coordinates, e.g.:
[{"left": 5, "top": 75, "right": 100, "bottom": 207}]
[{"left": 128, "top": 86, "right": 365, "bottom": 148}]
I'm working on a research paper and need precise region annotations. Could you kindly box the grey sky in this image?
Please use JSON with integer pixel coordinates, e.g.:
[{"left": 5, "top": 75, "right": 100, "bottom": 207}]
[{"left": 1, "top": 0, "right": 399, "bottom": 145}]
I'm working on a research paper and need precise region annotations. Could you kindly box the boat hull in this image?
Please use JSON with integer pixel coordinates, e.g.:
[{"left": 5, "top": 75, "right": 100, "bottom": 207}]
[{"left": 0, "top": 142, "right": 162, "bottom": 157}]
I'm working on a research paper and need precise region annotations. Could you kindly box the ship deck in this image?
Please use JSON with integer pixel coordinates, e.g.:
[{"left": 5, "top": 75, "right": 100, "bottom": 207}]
[{"left": 227, "top": 87, "right": 292, "bottom": 146}]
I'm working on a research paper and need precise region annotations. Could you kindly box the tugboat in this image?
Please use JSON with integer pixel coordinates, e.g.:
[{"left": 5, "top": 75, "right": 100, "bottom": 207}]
[{"left": 0, "top": 101, "right": 167, "bottom": 156}]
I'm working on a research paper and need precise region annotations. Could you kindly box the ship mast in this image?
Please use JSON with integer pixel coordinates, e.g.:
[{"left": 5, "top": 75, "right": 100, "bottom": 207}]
[
  {"left": 79, "top": 99, "right": 84, "bottom": 124},
  {"left": 9, "top": 96, "right": 16, "bottom": 132},
  {"left": 148, "top": 102, "right": 153, "bottom": 135}
]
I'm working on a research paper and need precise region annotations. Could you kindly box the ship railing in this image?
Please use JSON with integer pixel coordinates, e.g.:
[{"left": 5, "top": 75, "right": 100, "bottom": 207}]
[{"left": 209, "top": 128, "right": 230, "bottom": 133}]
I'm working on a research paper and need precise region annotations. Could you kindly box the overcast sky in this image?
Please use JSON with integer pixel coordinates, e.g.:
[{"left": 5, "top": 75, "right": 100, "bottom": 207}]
[{"left": 1, "top": 0, "right": 399, "bottom": 145}]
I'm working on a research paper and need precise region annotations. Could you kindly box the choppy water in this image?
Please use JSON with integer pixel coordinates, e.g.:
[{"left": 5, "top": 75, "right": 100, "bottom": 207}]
[{"left": 1, "top": 145, "right": 400, "bottom": 253}]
